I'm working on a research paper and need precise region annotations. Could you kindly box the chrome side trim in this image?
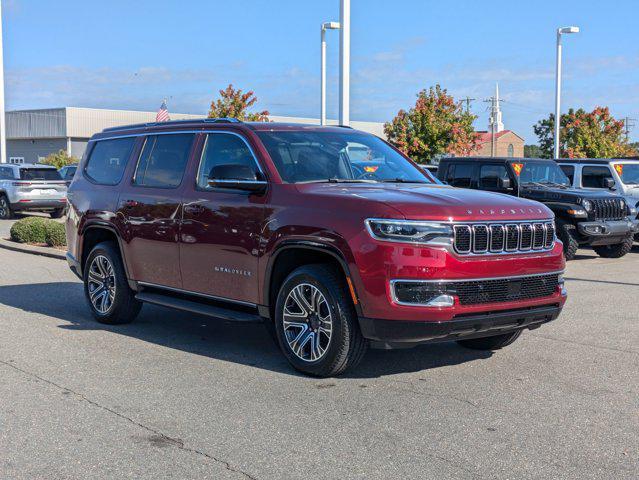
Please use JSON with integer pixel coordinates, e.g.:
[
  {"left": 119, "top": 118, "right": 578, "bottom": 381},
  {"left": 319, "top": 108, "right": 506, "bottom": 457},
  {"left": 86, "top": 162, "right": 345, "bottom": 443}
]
[{"left": 137, "top": 281, "right": 257, "bottom": 308}]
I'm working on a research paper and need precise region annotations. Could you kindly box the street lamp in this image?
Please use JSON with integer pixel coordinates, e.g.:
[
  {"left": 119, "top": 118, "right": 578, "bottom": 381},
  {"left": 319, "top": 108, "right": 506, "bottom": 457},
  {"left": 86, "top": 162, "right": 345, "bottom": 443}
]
[
  {"left": 339, "top": 0, "right": 350, "bottom": 126},
  {"left": 321, "top": 21, "right": 340, "bottom": 126},
  {"left": 554, "top": 26, "right": 579, "bottom": 159}
]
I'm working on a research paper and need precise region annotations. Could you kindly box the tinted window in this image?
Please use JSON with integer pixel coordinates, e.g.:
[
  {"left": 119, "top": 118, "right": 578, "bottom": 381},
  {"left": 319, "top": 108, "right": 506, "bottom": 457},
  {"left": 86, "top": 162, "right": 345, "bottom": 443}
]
[
  {"left": 85, "top": 137, "right": 135, "bottom": 185},
  {"left": 559, "top": 165, "right": 574, "bottom": 184},
  {"left": 615, "top": 164, "right": 639, "bottom": 185},
  {"left": 20, "top": 168, "right": 61, "bottom": 181},
  {"left": 479, "top": 164, "right": 510, "bottom": 189},
  {"left": 0, "top": 167, "right": 14, "bottom": 179},
  {"left": 197, "top": 134, "right": 261, "bottom": 189},
  {"left": 256, "top": 131, "right": 430, "bottom": 184},
  {"left": 582, "top": 166, "right": 613, "bottom": 189},
  {"left": 447, "top": 163, "right": 475, "bottom": 188},
  {"left": 134, "top": 134, "right": 194, "bottom": 188},
  {"left": 517, "top": 161, "right": 570, "bottom": 186}
]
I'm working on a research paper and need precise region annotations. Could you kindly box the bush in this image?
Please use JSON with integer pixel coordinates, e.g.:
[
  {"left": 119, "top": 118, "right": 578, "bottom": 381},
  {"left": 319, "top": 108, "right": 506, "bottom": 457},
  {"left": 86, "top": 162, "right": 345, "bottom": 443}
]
[
  {"left": 10, "top": 217, "right": 49, "bottom": 243},
  {"left": 44, "top": 221, "right": 67, "bottom": 247}
]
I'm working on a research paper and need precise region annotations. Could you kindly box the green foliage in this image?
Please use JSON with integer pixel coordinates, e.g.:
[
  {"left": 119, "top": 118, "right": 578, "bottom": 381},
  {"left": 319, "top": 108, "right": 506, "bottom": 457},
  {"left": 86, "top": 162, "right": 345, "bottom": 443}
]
[
  {"left": 384, "top": 85, "right": 479, "bottom": 163},
  {"left": 44, "top": 221, "right": 67, "bottom": 247},
  {"left": 533, "top": 107, "right": 639, "bottom": 158},
  {"left": 10, "top": 217, "right": 49, "bottom": 243},
  {"left": 40, "top": 149, "right": 78, "bottom": 170},
  {"left": 208, "top": 84, "right": 270, "bottom": 122},
  {"left": 524, "top": 144, "right": 542, "bottom": 158}
]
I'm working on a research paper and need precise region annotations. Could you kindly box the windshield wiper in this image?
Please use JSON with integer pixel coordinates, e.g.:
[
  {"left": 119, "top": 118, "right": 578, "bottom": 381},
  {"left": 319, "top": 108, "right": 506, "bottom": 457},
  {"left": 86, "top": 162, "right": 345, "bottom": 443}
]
[
  {"left": 327, "top": 178, "right": 378, "bottom": 183},
  {"left": 380, "top": 178, "right": 428, "bottom": 184}
]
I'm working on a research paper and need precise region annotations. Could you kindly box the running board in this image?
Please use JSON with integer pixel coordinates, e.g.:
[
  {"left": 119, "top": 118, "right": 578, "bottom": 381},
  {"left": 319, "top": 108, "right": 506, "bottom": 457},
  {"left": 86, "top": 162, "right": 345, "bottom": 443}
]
[{"left": 135, "top": 292, "right": 262, "bottom": 323}]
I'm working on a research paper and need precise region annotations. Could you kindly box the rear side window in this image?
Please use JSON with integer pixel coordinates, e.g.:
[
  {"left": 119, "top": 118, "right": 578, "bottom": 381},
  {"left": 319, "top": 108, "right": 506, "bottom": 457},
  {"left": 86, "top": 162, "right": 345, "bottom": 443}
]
[
  {"left": 20, "top": 168, "right": 61, "bottom": 181},
  {"left": 559, "top": 165, "right": 575, "bottom": 184},
  {"left": 446, "top": 163, "right": 475, "bottom": 188},
  {"left": 197, "top": 133, "right": 261, "bottom": 189},
  {"left": 582, "top": 166, "right": 613, "bottom": 188},
  {"left": 0, "top": 167, "right": 14, "bottom": 179},
  {"left": 134, "top": 134, "right": 195, "bottom": 188},
  {"left": 479, "top": 164, "right": 510, "bottom": 189},
  {"left": 85, "top": 137, "right": 136, "bottom": 185}
]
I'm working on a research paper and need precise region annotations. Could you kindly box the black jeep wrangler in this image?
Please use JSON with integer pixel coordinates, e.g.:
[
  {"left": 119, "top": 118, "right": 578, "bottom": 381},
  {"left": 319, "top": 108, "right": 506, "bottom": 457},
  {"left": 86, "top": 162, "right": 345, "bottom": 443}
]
[{"left": 437, "top": 157, "right": 638, "bottom": 260}]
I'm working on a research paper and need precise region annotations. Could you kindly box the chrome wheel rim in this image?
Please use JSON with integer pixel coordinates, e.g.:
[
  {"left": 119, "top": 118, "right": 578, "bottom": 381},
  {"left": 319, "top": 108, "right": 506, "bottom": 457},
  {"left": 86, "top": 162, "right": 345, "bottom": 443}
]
[
  {"left": 282, "top": 283, "right": 333, "bottom": 362},
  {"left": 0, "top": 198, "right": 7, "bottom": 217},
  {"left": 87, "top": 255, "right": 116, "bottom": 314}
]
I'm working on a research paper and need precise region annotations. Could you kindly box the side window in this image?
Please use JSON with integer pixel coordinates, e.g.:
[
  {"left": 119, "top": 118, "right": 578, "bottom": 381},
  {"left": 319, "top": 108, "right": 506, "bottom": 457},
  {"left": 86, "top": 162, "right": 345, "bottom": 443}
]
[
  {"left": 582, "top": 166, "right": 613, "bottom": 189},
  {"left": 0, "top": 167, "right": 14, "bottom": 179},
  {"left": 559, "top": 165, "right": 575, "bottom": 184},
  {"left": 134, "top": 134, "right": 195, "bottom": 188},
  {"left": 479, "top": 164, "right": 510, "bottom": 190},
  {"left": 85, "top": 137, "right": 136, "bottom": 185},
  {"left": 196, "top": 133, "right": 262, "bottom": 189},
  {"left": 448, "top": 163, "right": 475, "bottom": 188}
]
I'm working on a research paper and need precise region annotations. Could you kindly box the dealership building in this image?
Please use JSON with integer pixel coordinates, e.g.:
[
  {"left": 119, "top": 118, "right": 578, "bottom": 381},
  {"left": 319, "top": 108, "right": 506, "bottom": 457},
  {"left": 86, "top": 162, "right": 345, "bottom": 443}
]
[{"left": 3, "top": 107, "right": 386, "bottom": 164}]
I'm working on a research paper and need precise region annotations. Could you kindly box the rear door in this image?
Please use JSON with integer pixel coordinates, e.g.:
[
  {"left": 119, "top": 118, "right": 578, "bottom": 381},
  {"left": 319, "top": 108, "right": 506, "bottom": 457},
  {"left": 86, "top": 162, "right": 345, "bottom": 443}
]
[{"left": 117, "top": 133, "right": 196, "bottom": 289}]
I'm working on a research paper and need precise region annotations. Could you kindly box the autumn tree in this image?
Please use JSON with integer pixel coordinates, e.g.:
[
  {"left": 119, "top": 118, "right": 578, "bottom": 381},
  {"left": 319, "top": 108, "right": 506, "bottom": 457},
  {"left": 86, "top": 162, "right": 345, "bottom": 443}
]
[
  {"left": 208, "top": 84, "right": 269, "bottom": 122},
  {"left": 40, "top": 150, "right": 78, "bottom": 169},
  {"left": 533, "top": 107, "right": 638, "bottom": 158},
  {"left": 384, "top": 85, "right": 479, "bottom": 162}
]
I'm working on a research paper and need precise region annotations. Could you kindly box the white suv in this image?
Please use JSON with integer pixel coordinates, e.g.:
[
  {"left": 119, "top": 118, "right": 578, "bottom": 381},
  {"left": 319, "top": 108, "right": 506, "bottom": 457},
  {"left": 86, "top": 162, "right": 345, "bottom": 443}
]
[{"left": 0, "top": 164, "right": 68, "bottom": 219}]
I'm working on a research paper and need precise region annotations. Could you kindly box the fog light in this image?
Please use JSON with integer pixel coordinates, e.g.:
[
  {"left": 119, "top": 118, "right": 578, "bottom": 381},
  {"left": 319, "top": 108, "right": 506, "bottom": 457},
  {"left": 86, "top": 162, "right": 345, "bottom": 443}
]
[
  {"left": 424, "top": 294, "right": 455, "bottom": 307},
  {"left": 392, "top": 281, "right": 454, "bottom": 307}
]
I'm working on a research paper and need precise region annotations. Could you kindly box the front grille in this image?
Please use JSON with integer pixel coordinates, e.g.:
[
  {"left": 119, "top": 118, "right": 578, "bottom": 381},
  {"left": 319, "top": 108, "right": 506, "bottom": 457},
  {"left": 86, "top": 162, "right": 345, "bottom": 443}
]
[
  {"left": 452, "top": 273, "right": 560, "bottom": 305},
  {"left": 592, "top": 198, "right": 625, "bottom": 221},
  {"left": 453, "top": 221, "right": 555, "bottom": 255}
]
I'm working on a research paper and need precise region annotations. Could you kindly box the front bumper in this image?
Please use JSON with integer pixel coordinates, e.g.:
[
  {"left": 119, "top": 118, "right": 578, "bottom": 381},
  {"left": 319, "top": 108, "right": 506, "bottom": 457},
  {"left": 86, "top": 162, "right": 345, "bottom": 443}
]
[
  {"left": 359, "top": 304, "right": 562, "bottom": 347},
  {"left": 577, "top": 219, "right": 636, "bottom": 245}
]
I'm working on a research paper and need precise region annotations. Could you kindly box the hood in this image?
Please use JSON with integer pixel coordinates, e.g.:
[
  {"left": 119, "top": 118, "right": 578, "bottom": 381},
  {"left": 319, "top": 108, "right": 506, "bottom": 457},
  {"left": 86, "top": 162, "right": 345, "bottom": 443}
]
[
  {"left": 521, "top": 185, "right": 623, "bottom": 204},
  {"left": 296, "top": 183, "right": 553, "bottom": 222}
]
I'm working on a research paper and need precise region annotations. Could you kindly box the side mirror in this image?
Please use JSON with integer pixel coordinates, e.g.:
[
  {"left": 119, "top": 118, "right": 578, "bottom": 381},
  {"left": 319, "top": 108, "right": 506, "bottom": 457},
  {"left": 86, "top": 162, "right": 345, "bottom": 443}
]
[
  {"left": 501, "top": 178, "right": 512, "bottom": 190},
  {"left": 208, "top": 164, "right": 266, "bottom": 193},
  {"left": 604, "top": 177, "right": 615, "bottom": 189}
]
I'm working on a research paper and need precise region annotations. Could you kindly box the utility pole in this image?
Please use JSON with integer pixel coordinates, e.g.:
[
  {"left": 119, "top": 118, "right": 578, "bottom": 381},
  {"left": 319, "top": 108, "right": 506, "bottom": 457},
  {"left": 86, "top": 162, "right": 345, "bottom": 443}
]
[
  {"left": 623, "top": 117, "right": 636, "bottom": 141},
  {"left": 320, "top": 21, "right": 340, "bottom": 126},
  {"left": 0, "top": 0, "right": 6, "bottom": 164},
  {"left": 338, "top": 0, "right": 350, "bottom": 126},
  {"left": 484, "top": 84, "right": 504, "bottom": 158},
  {"left": 461, "top": 97, "right": 475, "bottom": 114}
]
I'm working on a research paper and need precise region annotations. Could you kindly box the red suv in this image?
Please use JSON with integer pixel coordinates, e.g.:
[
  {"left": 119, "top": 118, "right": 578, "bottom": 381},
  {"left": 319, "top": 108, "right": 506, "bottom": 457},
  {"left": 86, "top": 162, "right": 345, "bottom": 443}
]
[{"left": 66, "top": 119, "right": 566, "bottom": 376}]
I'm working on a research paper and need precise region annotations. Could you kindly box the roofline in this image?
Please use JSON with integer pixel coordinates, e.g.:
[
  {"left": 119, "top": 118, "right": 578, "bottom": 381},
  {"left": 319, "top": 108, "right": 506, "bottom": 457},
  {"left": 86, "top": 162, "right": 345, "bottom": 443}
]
[
  {"left": 440, "top": 156, "right": 553, "bottom": 162},
  {"left": 555, "top": 158, "right": 639, "bottom": 164}
]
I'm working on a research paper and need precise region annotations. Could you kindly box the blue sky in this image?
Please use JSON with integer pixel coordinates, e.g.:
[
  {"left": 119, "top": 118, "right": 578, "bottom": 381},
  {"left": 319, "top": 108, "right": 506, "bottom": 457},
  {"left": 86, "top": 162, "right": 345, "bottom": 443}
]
[{"left": 4, "top": 0, "right": 639, "bottom": 142}]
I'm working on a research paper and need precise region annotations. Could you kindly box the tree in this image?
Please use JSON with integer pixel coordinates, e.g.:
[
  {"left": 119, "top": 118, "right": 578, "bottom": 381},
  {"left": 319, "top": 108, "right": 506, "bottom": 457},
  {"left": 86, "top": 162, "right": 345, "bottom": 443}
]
[
  {"left": 533, "top": 107, "right": 638, "bottom": 158},
  {"left": 384, "top": 85, "right": 479, "bottom": 163},
  {"left": 40, "top": 149, "right": 78, "bottom": 169},
  {"left": 524, "top": 144, "right": 542, "bottom": 158},
  {"left": 208, "top": 84, "right": 269, "bottom": 122}
]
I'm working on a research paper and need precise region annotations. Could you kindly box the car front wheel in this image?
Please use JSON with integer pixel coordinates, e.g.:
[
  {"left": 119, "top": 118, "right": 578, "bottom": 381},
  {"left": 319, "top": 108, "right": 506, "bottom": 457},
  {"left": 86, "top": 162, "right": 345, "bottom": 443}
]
[
  {"left": 274, "top": 264, "right": 367, "bottom": 377},
  {"left": 593, "top": 236, "right": 633, "bottom": 258}
]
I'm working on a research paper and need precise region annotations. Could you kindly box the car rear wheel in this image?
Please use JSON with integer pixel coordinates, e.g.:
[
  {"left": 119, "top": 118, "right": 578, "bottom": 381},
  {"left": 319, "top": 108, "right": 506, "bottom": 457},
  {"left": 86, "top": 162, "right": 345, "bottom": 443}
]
[
  {"left": 84, "top": 241, "right": 141, "bottom": 324},
  {"left": 274, "top": 264, "right": 367, "bottom": 377},
  {"left": 593, "top": 236, "right": 633, "bottom": 258},
  {"left": 50, "top": 208, "right": 66, "bottom": 219},
  {"left": 0, "top": 195, "right": 14, "bottom": 220},
  {"left": 457, "top": 330, "right": 522, "bottom": 350}
]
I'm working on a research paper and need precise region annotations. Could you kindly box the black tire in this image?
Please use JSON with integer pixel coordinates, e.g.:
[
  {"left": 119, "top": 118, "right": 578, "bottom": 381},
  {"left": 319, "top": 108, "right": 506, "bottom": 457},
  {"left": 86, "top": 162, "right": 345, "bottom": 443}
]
[
  {"left": 50, "top": 208, "right": 66, "bottom": 219},
  {"left": 83, "top": 241, "right": 141, "bottom": 324},
  {"left": 457, "top": 330, "right": 522, "bottom": 351},
  {"left": 593, "top": 236, "right": 634, "bottom": 258},
  {"left": 556, "top": 218, "right": 579, "bottom": 260},
  {"left": 274, "top": 264, "right": 367, "bottom": 377},
  {"left": 0, "top": 195, "right": 14, "bottom": 220},
  {"left": 634, "top": 232, "right": 639, "bottom": 243}
]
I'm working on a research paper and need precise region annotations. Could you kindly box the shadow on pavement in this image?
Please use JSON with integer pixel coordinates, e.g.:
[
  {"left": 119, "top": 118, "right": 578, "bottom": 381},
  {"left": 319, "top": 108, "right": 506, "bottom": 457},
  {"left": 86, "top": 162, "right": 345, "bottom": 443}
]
[{"left": 0, "top": 282, "right": 492, "bottom": 379}]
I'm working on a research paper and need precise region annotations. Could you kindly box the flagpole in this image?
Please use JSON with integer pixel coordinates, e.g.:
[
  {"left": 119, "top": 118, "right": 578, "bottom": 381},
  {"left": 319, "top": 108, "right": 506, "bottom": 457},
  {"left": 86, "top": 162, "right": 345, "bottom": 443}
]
[{"left": 0, "top": 1, "right": 7, "bottom": 163}]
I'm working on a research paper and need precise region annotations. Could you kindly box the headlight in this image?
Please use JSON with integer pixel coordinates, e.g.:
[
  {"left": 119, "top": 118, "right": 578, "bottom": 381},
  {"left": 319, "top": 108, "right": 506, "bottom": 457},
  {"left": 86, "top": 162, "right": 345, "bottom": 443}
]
[
  {"left": 619, "top": 199, "right": 626, "bottom": 210},
  {"left": 582, "top": 199, "right": 592, "bottom": 211},
  {"left": 365, "top": 219, "right": 453, "bottom": 245}
]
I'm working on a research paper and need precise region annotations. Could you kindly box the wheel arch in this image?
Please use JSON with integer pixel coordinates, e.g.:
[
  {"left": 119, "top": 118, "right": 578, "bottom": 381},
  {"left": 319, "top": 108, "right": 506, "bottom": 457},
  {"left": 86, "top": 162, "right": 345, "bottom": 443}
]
[{"left": 80, "top": 223, "right": 131, "bottom": 281}]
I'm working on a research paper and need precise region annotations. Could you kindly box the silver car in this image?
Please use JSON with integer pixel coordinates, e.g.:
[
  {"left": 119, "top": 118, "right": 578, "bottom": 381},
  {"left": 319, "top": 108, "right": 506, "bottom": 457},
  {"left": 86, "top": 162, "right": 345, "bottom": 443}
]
[{"left": 0, "top": 163, "right": 68, "bottom": 219}]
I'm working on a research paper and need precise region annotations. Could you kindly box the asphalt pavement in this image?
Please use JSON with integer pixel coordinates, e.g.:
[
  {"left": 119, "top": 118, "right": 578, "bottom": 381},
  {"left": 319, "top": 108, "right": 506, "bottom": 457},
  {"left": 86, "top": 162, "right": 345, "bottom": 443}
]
[{"left": 0, "top": 237, "right": 637, "bottom": 479}]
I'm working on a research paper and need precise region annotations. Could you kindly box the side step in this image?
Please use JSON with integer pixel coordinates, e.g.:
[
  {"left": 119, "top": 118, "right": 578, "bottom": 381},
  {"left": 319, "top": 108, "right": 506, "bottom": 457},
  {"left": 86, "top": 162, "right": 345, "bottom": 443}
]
[{"left": 135, "top": 292, "right": 262, "bottom": 323}]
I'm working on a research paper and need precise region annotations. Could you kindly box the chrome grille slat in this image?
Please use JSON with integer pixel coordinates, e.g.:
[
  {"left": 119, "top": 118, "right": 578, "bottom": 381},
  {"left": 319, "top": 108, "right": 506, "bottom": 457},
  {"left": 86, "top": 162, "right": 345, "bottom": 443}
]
[{"left": 453, "top": 221, "right": 555, "bottom": 255}]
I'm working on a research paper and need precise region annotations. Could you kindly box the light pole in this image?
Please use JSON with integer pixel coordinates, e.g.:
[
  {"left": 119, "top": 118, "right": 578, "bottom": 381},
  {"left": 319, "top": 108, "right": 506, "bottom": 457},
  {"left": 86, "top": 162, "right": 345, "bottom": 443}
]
[
  {"left": 0, "top": 0, "right": 6, "bottom": 163},
  {"left": 339, "top": 0, "right": 350, "bottom": 126},
  {"left": 554, "top": 26, "right": 579, "bottom": 159},
  {"left": 321, "top": 21, "right": 340, "bottom": 126}
]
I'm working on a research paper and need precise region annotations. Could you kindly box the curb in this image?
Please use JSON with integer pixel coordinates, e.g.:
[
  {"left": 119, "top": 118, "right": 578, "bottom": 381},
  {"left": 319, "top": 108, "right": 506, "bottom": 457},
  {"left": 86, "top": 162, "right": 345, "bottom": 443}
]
[{"left": 0, "top": 238, "right": 66, "bottom": 261}]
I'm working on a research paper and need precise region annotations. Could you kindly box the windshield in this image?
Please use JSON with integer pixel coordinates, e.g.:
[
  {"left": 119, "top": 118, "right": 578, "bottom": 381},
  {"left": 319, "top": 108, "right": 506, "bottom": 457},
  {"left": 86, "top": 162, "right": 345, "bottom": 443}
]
[
  {"left": 256, "top": 130, "right": 432, "bottom": 184},
  {"left": 515, "top": 161, "right": 570, "bottom": 187},
  {"left": 20, "top": 168, "right": 62, "bottom": 181},
  {"left": 616, "top": 164, "right": 639, "bottom": 185}
]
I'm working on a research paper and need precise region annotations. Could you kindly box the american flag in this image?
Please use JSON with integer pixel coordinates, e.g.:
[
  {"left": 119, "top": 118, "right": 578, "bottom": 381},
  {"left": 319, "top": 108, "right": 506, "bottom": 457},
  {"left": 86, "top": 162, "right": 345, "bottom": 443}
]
[{"left": 156, "top": 100, "right": 170, "bottom": 122}]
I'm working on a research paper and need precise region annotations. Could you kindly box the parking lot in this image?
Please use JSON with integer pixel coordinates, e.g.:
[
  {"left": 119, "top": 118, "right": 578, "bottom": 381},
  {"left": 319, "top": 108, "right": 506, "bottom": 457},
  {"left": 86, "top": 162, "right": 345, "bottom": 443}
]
[{"left": 0, "top": 221, "right": 637, "bottom": 479}]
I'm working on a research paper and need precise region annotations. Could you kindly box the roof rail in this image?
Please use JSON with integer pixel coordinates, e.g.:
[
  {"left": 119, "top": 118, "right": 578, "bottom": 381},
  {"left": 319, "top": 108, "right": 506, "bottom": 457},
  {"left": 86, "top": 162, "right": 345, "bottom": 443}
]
[
  {"left": 204, "top": 117, "right": 242, "bottom": 123},
  {"left": 101, "top": 117, "right": 243, "bottom": 133}
]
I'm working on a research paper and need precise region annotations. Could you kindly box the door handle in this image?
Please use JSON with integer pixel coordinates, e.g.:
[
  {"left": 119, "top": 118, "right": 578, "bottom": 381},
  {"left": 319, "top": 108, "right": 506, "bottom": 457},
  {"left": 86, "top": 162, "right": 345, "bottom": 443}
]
[
  {"left": 184, "top": 204, "right": 206, "bottom": 215},
  {"left": 122, "top": 200, "right": 139, "bottom": 209}
]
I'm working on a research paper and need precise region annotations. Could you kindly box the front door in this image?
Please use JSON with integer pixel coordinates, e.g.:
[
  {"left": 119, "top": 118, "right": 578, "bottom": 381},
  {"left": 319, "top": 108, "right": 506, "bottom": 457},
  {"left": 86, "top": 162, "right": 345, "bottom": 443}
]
[
  {"left": 179, "top": 132, "right": 266, "bottom": 305},
  {"left": 117, "top": 132, "right": 196, "bottom": 289}
]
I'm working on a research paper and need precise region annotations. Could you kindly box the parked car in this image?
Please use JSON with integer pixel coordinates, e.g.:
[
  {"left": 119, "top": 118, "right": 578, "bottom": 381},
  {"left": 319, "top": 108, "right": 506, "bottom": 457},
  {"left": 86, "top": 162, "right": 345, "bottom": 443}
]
[
  {"left": 66, "top": 120, "right": 567, "bottom": 376},
  {"left": 437, "top": 157, "right": 638, "bottom": 260},
  {"left": 0, "top": 163, "right": 67, "bottom": 219},
  {"left": 556, "top": 158, "right": 639, "bottom": 241},
  {"left": 59, "top": 164, "right": 78, "bottom": 186}
]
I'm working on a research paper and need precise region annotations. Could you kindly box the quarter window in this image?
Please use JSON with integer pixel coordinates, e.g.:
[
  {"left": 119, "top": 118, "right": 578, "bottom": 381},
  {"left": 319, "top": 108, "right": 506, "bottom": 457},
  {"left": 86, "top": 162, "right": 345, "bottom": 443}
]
[
  {"left": 582, "top": 166, "right": 613, "bottom": 189},
  {"left": 196, "top": 133, "right": 262, "bottom": 189},
  {"left": 85, "top": 137, "right": 136, "bottom": 185},
  {"left": 134, "top": 134, "right": 195, "bottom": 188}
]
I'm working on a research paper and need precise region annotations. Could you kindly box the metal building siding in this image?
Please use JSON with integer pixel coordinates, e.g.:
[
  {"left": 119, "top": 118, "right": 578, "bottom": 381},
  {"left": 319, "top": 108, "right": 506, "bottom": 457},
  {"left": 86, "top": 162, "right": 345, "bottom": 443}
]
[
  {"left": 6, "top": 109, "right": 66, "bottom": 139},
  {"left": 7, "top": 138, "right": 67, "bottom": 164}
]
